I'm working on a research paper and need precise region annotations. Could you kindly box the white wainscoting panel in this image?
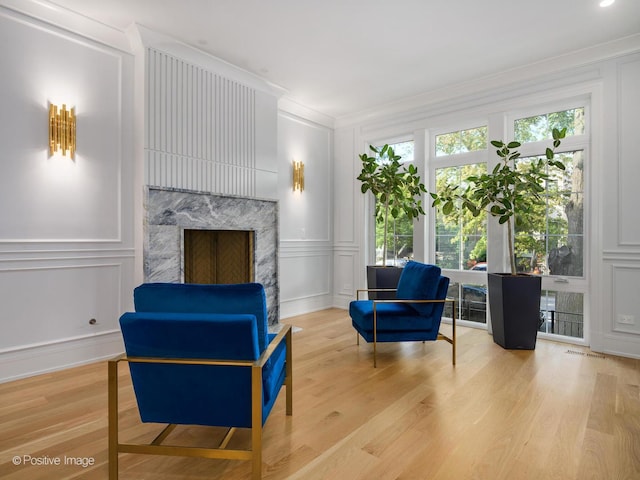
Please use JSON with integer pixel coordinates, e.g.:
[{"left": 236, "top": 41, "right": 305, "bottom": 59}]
[
  {"left": 618, "top": 57, "right": 640, "bottom": 246},
  {"left": 279, "top": 242, "right": 333, "bottom": 318},
  {"left": 333, "top": 249, "right": 358, "bottom": 310},
  {"left": 612, "top": 264, "right": 640, "bottom": 335}
]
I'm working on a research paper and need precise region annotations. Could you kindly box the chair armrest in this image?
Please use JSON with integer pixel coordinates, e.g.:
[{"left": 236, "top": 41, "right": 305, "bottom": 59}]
[
  {"left": 110, "top": 323, "right": 293, "bottom": 370},
  {"left": 371, "top": 298, "right": 452, "bottom": 305},
  {"left": 256, "top": 324, "right": 292, "bottom": 368},
  {"left": 356, "top": 288, "right": 397, "bottom": 300}
]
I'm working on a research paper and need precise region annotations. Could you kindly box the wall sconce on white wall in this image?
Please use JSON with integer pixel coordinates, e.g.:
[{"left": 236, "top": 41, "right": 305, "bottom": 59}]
[
  {"left": 293, "top": 160, "right": 304, "bottom": 192},
  {"left": 49, "top": 103, "right": 76, "bottom": 159}
]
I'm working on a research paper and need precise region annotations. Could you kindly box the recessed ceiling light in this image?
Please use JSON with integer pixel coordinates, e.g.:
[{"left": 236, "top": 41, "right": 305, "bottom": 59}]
[{"left": 599, "top": 0, "right": 615, "bottom": 7}]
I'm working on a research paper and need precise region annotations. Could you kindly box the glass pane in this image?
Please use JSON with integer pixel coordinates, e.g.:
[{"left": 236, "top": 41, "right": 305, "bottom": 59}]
[
  {"left": 391, "top": 140, "right": 414, "bottom": 163},
  {"left": 514, "top": 151, "right": 584, "bottom": 277},
  {"left": 375, "top": 140, "right": 415, "bottom": 266},
  {"left": 435, "top": 126, "right": 487, "bottom": 156},
  {"left": 539, "top": 290, "right": 584, "bottom": 338},
  {"left": 435, "top": 164, "right": 487, "bottom": 270},
  {"left": 436, "top": 234, "right": 459, "bottom": 269},
  {"left": 445, "top": 282, "right": 487, "bottom": 324},
  {"left": 514, "top": 108, "right": 585, "bottom": 143}
]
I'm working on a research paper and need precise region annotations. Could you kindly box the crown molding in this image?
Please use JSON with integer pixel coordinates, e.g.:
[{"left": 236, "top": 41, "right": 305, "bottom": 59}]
[
  {"left": 335, "top": 33, "right": 640, "bottom": 129},
  {"left": 133, "top": 23, "right": 287, "bottom": 99},
  {"left": 0, "top": 0, "right": 132, "bottom": 52}
]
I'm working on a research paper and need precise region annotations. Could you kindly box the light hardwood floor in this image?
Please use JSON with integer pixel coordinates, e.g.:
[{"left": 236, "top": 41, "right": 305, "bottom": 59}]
[{"left": 1, "top": 308, "right": 639, "bottom": 479}]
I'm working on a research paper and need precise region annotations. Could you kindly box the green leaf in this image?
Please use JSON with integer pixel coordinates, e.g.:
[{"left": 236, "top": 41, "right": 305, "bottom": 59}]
[
  {"left": 490, "top": 140, "right": 504, "bottom": 148},
  {"left": 507, "top": 141, "right": 521, "bottom": 149},
  {"left": 546, "top": 148, "right": 554, "bottom": 159},
  {"left": 443, "top": 201, "right": 454, "bottom": 215}
]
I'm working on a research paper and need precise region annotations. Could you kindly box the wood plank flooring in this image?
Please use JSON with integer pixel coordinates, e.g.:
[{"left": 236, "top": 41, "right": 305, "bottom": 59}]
[{"left": 1, "top": 308, "right": 639, "bottom": 479}]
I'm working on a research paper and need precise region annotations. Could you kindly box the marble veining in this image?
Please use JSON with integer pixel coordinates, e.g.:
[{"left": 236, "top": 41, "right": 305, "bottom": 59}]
[{"left": 145, "top": 187, "right": 280, "bottom": 325}]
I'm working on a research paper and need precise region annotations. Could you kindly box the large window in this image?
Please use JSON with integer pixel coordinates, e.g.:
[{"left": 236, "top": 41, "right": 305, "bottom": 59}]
[
  {"left": 512, "top": 107, "right": 586, "bottom": 339},
  {"left": 431, "top": 106, "right": 588, "bottom": 339},
  {"left": 374, "top": 140, "right": 416, "bottom": 266},
  {"left": 434, "top": 125, "right": 488, "bottom": 270},
  {"left": 433, "top": 126, "right": 488, "bottom": 324}
]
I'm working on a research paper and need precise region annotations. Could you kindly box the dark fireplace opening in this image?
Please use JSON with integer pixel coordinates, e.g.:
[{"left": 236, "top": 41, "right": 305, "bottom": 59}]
[{"left": 184, "top": 229, "right": 255, "bottom": 284}]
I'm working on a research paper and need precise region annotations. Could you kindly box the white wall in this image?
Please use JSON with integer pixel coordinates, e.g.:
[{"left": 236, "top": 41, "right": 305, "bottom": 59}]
[
  {"left": 0, "top": 2, "right": 136, "bottom": 382},
  {"left": 594, "top": 53, "right": 640, "bottom": 357},
  {"left": 333, "top": 39, "right": 640, "bottom": 359},
  {"left": 277, "top": 101, "right": 335, "bottom": 318}
]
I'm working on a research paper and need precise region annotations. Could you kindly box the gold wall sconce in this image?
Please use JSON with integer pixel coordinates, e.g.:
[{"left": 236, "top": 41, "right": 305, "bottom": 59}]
[
  {"left": 49, "top": 103, "right": 76, "bottom": 159},
  {"left": 293, "top": 160, "right": 304, "bottom": 192}
]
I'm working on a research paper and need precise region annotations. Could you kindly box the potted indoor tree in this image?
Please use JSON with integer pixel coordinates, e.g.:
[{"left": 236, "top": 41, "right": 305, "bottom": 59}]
[
  {"left": 430, "top": 128, "right": 566, "bottom": 349},
  {"left": 358, "top": 144, "right": 428, "bottom": 298}
]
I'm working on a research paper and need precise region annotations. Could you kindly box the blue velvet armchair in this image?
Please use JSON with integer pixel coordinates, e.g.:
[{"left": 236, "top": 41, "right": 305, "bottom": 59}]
[
  {"left": 108, "top": 283, "right": 292, "bottom": 480},
  {"left": 349, "top": 261, "right": 455, "bottom": 367}
]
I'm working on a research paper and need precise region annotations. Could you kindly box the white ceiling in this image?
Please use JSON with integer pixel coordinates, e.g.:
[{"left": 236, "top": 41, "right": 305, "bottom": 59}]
[{"left": 48, "top": 0, "right": 640, "bottom": 119}]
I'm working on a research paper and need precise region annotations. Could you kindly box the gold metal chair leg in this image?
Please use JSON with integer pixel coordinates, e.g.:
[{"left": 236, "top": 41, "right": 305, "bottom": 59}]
[
  {"left": 251, "top": 365, "right": 262, "bottom": 480},
  {"left": 373, "top": 341, "right": 377, "bottom": 368},
  {"left": 286, "top": 328, "right": 293, "bottom": 416},
  {"left": 452, "top": 303, "right": 456, "bottom": 366},
  {"left": 108, "top": 360, "right": 119, "bottom": 480},
  {"left": 373, "top": 304, "right": 377, "bottom": 368},
  {"left": 151, "top": 424, "right": 177, "bottom": 445},
  {"left": 218, "top": 427, "right": 236, "bottom": 449}
]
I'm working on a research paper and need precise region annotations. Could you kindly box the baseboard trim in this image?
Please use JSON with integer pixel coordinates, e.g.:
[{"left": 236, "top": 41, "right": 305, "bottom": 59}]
[{"left": 0, "top": 331, "right": 124, "bottom": 384}]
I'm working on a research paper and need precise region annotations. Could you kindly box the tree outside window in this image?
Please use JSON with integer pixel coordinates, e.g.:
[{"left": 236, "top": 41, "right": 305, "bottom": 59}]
[
  {"left": 513, "top": 107, "right": 585, "bottom": 337},
  {"left": 374, "top": 140, "right": 416, "bottom": 266}
]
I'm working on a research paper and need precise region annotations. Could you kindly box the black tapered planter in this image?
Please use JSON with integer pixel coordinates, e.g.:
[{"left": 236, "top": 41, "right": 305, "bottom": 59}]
[
  {"left": 366, "top": 266, "right": 403, "bottom": 300},
  {"left": 488, "top": 273, "right": 541, "bottom": 350}
]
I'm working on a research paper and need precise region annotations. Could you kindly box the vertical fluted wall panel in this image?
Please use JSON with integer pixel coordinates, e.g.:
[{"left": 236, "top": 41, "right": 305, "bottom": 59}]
[{"left": 145, "top": 48, "right": 256, "bottom": 197}]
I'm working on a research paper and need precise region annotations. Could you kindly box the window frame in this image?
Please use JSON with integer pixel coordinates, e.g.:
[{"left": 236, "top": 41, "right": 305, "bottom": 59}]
[
  {"left": 362, "top": 134, "right": 418, "bottom": 268},
  {"left": 426, "top": 100, "right": 590, "bottom": 341}
]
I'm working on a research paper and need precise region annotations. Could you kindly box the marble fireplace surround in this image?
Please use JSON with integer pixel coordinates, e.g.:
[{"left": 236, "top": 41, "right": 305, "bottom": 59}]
[{"left": 144, "top": 187, "right": 280, "bottom": 325}]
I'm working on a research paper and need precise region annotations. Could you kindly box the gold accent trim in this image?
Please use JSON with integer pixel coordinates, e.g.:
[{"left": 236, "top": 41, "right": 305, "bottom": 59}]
[
  {"left": 293, "top": 160, "right": 304, "bottom": 192},
  {"left": 354, "top": 288, "right": 456, "bottom": 368},
  {"left": 49, "top": 103, "right": 76, "bottom": 159},
  {"left": 218, "top": 427, "right": 237, "bottom": 449},
  {"left": 108, "top": 324, "right": 293, "bottom": 480}
]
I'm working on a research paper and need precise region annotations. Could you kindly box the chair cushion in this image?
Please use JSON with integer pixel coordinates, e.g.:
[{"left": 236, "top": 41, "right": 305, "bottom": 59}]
[
  {"left": 349, "top": 300, "right": 437, "bottom": 332},
  {"left": 120, "top": 312, "right": 260, "bottom": 427},
  {"left": 396, "top": 261, "right": 442, "bottom": 315},
  {"left": 133, "top": 283, "right": 269, "bottom": 353}
]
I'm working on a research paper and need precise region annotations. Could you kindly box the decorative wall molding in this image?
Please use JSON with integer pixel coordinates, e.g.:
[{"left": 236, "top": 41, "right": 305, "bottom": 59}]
[
  {"left": 617, "top": 56, "right": 640, "bottom": 246},
  {"left": 0, "top": 0, "right": 132, "bottom": 53},
  {"left": 0, "top": 331, "right": 123, "bottom": 383},
  {"left": 335, "top": 33, "right": 640, "bottom": 129},
  {"left": 136, "top": 24, "right": 285, "bottom": 98},
  {"left": 279, "top": 96, "right": 335, "bottom": 129},
  {"left": 146, "top": 47, "right": 258, "bottom": 197}
]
